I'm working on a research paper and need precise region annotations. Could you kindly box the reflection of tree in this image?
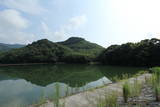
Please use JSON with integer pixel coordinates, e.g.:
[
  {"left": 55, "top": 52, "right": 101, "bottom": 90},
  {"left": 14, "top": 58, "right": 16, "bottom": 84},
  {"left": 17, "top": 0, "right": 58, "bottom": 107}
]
[
  {"left": 0, "top": 64, "right": 145, "bottom": 87},
  {"left": 0, "top": 64, "right": 104, "bottom": 87},
  {"left": 99, "top": 65, "right": 146, "bottom": 80}
]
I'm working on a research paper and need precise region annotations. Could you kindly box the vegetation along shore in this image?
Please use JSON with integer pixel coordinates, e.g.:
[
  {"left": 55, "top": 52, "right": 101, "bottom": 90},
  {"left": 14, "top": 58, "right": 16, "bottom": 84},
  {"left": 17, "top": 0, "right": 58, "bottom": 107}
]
[{"left": 0, "top": 37, "right": 160, "bottom": 67}]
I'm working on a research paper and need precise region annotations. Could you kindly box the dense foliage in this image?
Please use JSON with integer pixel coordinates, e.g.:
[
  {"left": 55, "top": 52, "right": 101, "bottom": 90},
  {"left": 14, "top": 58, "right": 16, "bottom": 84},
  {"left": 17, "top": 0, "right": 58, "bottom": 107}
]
[
  {"left": 0, "top": 39, "right": 73, "bottom": 63},
  {"left": 58, "top": 37, "right": 105, "bottom": 56},
  {"left": 0, "top": 38, "right": 102, "bottom": 64},
  {"left": 100, "top": 38, "right": 160, "bottom": 66},
  {"left": 1, "top": 37, "right": 160, "bottom": 66}
]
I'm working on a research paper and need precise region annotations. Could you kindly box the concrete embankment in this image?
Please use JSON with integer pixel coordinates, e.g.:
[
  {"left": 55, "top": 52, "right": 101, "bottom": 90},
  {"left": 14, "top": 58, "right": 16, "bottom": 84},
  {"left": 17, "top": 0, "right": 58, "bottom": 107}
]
[{"left": 32, "top": 73, "right": 152, "bottom": 107}]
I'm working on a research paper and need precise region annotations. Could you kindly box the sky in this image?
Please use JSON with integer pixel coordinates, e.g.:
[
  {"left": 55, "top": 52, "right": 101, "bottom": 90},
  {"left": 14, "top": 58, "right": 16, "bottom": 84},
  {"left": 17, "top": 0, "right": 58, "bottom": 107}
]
[{"left": 0, "top": 0, "right": 160, "bottom": 47}]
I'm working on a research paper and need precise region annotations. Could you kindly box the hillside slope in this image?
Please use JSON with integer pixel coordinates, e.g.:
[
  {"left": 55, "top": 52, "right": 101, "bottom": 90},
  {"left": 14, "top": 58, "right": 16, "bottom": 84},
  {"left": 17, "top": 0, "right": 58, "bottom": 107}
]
[
  {"left": 0, "top": 39, "right": 73, "bottom": 63},
  {"left": 58, "top": 37, "right": 105, "bottom": 56},
  {"left": 0, "top": 37, "right": 105, "bottom": 64},
  {"left": 0, "top": 43, "right": 25, "bottom": 51}
]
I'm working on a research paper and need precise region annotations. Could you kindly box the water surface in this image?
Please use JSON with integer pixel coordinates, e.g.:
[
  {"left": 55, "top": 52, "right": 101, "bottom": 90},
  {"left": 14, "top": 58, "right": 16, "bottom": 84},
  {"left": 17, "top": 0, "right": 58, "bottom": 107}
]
[{"left": 0, "top": 64, "right": 146, "bottom": 107}]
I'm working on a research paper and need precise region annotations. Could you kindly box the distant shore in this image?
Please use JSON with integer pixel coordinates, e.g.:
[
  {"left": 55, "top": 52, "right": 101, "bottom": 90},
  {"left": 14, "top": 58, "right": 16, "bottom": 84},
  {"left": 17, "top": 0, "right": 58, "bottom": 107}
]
[
  {"left": 0, "top": 63, "right": 49, "bottom": 66},
  {"left": 0, "top": 62, "right": 102, "bottom": 67}
]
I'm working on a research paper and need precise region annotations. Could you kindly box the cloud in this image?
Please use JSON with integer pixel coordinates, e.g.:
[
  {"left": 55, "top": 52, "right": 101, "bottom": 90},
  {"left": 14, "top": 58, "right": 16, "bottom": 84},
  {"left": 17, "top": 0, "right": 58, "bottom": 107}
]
[
  {"left": 64, "top": 15, "right": 87, "bottom": 31},
  {"left": 41, "top": 22, "right": 66, "bottom": 41},
  {"left": 0, "top": 9, "right": 29, "bottom": 31},
  {"left": 0, "top": 31, "right": 36, "bottom": 44},
  {"left": 0, "top": 0, "right": 46, "bottom": 15},
  {"left": 41, "top": 15, "right": 87, "bottom": 41},
  {"left": 0, "top": 9, "right": 36, "bottom": 44}
]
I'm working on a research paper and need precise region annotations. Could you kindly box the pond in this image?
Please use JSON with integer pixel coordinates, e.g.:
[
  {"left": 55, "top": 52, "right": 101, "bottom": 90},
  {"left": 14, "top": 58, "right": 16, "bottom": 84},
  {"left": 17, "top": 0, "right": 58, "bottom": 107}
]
[{"left": 0, "top": 64, "right": 146, "bottom": 107}]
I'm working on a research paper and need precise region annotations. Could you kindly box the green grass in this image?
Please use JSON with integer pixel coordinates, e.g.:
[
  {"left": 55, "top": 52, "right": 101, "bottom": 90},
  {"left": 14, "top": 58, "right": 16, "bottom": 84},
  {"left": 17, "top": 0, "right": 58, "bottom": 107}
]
[
  {"left": 145, "top": 67, "right": 160, "bottom": 102},
  {"left": 123, "top": 81, "right": 131, "bottom": 103},
  {"left": 96, "top": 91, "right": 118, "bottom": 107},
  {"left": 52, "top": 83, "right": 66, "bottom": 107},
  {"left": 130, "top": 78, "right": 142, "bottom": 97},
  {"left": 155, "top": 84, "right": 160, "bottom": 101}
]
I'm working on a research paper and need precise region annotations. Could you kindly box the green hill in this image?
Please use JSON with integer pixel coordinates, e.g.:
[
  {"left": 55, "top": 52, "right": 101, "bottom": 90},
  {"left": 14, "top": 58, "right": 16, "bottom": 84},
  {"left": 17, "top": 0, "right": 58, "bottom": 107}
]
[
  {"left": 0, "top": 45, "right": 10, "bottom": 51},
  {"left": 58, "top": 37, "right": 105, "bottom": 56},
  {"left": 0, "top": 43, "right": 25, "bottom": 51},
  {"left": 0, "top": 39, "right": 73, "bottom": 63},
  {"left": 0, "top": 37, "right": 105, "bottom": 64}
]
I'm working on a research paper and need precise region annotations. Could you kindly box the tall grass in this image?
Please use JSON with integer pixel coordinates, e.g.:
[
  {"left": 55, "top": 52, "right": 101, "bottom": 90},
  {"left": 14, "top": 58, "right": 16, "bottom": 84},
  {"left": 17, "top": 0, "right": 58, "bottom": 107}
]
[
  {"left": 155, "top": 84, "right": 160, "bottom": 101},
  {"left": 122, "top": 78, "right": 142, "bottom": 103},
  {"left": 52, "top": 83, "right": 65, "bottom": 107},
  {"left": 146, "top": 67, "right": 160, "bottom": 102},
  {"left": 123, "top": 81, "right": 131, "bottom": 103},
  {"left": 96, "top": 91, "right": 118, "bottom": 107},
  {"left": 131, "top": 78, "right": 142, "bottom": 97}
]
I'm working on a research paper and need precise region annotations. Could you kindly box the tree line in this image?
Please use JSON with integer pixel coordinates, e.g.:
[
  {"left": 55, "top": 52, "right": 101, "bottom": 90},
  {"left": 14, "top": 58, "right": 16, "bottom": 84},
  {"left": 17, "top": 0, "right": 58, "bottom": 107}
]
[
  {"left": 99, "top": 38, "right": 160, "bottom": 66},
  {"left": 0, "top": 38, "right": 160, "bottom": 66}
]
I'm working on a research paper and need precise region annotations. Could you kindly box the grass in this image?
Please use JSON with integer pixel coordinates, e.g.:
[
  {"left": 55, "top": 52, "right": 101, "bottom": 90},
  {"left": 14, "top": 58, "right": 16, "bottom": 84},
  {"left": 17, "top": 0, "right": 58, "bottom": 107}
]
[
  {"left": 123, "top": 81, "right": 131, "bottom": 103},
  {"left": 145, "top": 67, "right": 160, "bottom": 102},
  {"left": 53, "top": 83, "right": 66, "bottom": 107},
  {"left": 96, "top": 91, "right": 119, "bottom": 107},
  {"left": 122, "top": 77, "right": 143, "bottom": 103},
  {"left": 130, "top": 78, "right": 142, "bottom": 97},
  {"left": 155, "top": 84, "right": 160, "bottom": 101},
  {"left": 150, "top": 67, "right": 160, "bottom": 101}
]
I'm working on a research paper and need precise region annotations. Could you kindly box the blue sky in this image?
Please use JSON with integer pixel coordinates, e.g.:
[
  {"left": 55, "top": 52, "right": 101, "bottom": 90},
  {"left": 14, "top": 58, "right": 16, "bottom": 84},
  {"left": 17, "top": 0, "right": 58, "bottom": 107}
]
[{"left": 0, "top": 0, "right": 160, "bottom": 47}]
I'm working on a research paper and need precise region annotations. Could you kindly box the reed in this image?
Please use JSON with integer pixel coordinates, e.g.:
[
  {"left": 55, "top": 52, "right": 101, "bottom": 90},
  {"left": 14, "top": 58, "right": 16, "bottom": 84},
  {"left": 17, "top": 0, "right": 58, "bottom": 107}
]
[
  {"left": 96, "top": 91, "right": 118, "bottom": 107},
  {"left": 155, "top": 84, "right": 160, "bottom": 101},
  {"left": 130, "top": 78, "right": 142, "bottom": 97},
  {"left": 123, "top": 81, "right": 131, "bottom": 103}
]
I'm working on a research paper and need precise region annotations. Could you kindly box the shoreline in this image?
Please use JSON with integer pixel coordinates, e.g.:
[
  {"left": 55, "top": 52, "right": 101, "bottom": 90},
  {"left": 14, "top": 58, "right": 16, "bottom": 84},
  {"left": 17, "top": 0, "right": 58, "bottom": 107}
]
[
  {"left": 31, "top": 73, "right": 152, "bottom": 107},
  {"left": 0, "top": 62, "right": 102, "bottom": 67},
  {"left": 0, "top": 63, "right": 49, "bottom": 66}
]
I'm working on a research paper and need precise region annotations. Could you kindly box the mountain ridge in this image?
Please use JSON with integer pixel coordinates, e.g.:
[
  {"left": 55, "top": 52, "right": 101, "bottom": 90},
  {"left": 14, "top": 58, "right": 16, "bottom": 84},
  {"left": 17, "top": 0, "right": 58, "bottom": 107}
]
[
  {"left": 0, "top": 43, "right": 25, "bottom": 51},
  {"left": 0, "top": 37, "right": 104, "bottom": 64}
]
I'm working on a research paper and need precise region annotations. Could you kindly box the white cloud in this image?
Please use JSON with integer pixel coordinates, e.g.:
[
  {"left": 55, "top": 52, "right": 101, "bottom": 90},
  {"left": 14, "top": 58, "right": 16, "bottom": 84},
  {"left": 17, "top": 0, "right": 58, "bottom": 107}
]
[
  {"left": 0, "top": 9, "right": 36, "bottom": 44},
  {"left": 41, "top": 15, "right": 87, "bottom": 41},
  {"left": 64, "top": 15, "right": 87, "bottom": 31},
  {"left": 41, "top": 21, "right": 66, "bottom": 41},
  {"left": 0, "top": 9, "right": 29, "bottom": 31},
  {"left": 0, "top": 31, "right": 36, "bottom": 44},
  {"left": 0, "top": 0, "right": 46, "bottom": 15}
]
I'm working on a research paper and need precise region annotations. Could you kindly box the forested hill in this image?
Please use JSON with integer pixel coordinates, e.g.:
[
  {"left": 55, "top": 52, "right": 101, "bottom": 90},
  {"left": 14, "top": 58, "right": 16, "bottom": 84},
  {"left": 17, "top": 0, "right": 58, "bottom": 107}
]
[
  {"left": 1, "top": 37, "right": 160, "bottom": 66},
  {"left": 0, "top": 43, "right": 25, "bottom": 51},
  {"left": 0, "top": 39, "right": 73, "bottom": 63},
  {"left": 99, "top": 38, "right": 160, "bottom": 66},
  {"left": 57, "top": 37, "right": 105, "bottom": 56},
  {"left": 0, "top": 38, "right": 104, "bottom": 64}
]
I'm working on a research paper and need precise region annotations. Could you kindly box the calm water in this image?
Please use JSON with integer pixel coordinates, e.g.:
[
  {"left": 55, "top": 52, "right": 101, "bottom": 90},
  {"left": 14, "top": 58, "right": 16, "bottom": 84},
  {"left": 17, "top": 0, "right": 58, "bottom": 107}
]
[{"left": 0, "top": 64, "right": 146, "bottom": 107}]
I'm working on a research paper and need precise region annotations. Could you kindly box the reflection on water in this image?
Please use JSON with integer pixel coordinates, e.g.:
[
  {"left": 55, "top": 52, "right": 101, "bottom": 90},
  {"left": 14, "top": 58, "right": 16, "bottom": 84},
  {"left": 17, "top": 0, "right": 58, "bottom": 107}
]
[{"left": 0, "top": 64, "right": 146, "bottom": 107}]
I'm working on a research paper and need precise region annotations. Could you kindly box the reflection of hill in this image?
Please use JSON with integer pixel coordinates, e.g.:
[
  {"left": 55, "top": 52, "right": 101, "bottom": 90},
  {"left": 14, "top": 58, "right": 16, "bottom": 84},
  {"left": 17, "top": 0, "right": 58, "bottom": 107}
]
[
  {"left": 0, "top": 64, "right": 146, "bottom": 86},
  {"left": 0, "top": 64, "right": 104, "bottom": 87},
  {"left": 98, "top": 66, "right": 146, "bottom": 80}
]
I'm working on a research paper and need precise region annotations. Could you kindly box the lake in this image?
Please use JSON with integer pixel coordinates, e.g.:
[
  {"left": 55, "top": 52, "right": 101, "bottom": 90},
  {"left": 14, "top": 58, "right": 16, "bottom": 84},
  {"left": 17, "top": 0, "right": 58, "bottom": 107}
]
[{"left": 0, "top": 64, "right": 146, "bottom": 107}]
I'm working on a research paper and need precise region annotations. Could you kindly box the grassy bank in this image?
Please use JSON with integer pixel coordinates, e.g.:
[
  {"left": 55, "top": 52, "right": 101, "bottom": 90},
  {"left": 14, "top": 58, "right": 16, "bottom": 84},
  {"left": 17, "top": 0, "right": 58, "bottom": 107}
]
[{"left": 96, "top": 67, "right": 160, "bottom": 107}]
